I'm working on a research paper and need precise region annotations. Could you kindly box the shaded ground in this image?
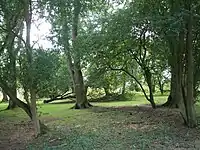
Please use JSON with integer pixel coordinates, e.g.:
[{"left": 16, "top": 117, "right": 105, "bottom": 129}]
[{"left": 0, "top": 97, "right": 200, "bottom": 150}]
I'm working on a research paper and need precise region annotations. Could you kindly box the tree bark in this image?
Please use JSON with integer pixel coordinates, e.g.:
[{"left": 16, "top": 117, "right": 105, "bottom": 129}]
[
  {"left": 7, "top": 99, "right": 17, "bottom": 109},
  {"left": 103, "top": 86, "right": 111, "bottom": 96},
  {"left": 1, "top": 90, "right": 8, "bottom": 102},
  {"left": 4, "top": 15, "right": 18, "bottom": 109},
  {"left": 121, "top": 81, "right": 126, "bottom": 95},
  {"left": 70, "top": 0, "right": 91, "bottom": 109},
  {"left": 144, "top": 68, "right": 156, "bottom": 108},
  {"left": 30, "top": 88, "right": 41, "bottom": 135},
  {"left": 121, "top": 73, "right": 126, "bottom": 95},
  {"left": 158, "top": 77, "right": 164, "bottom": 95},
  {"left": 24, "top": 0, "right": 41, "bottom": 136},
  {"left": 184, "top": 7, "right": 197, "bottom": 127},
  {"left": 162, "top": 64, "right": 177, "bottom": 107}
]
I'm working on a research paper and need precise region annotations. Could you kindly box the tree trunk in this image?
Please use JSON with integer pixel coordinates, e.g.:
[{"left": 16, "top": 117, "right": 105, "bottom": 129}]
[
  {"left": 6, "top": 88, "right": 17, "bottom": 110},
  {"left": 158, "top": 77, "right": 164, "bottom": 95},
  {"left": 162, "top": 64, "right": 177, "bottom": 107},
  {"left": 1, "top": 90, "right": 8, "bottom": 102},
  {"left": 144, "top": 68, "right": 156, "bottom": 108},
  {"left": 70, "top": 0, "right": 91, "bottom": 109},
  {"left": 7, "top": 99, "right": 17, "bottom": 109},
  {"left": 184, "top": 9, "right": 197, "bottom": 127},
  {"left": 103, "top": 86, "right": 111, "bottom": 96},
  {"left": 73, "top": 66, "right": 91, "bottom": 109},
  {"left": 24, "top": 0, "right": 42, "bottom": 136},
  {"left": 121, "top": 81, "right": 126, "bottom": 95},
  {"left": 0, "top": 78, "right": 32, "bottom": 118},
  {"left": 30, "top": 88, "right": 41, "bottom": 135},
  {"left": 5, "top": 16, "right": 18, "bottom": 110}
]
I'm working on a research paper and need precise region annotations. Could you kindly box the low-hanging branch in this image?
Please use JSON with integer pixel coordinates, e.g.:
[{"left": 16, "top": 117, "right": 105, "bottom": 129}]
[{"left": 108, "top": 65, "right": 150, "bottom": 102}]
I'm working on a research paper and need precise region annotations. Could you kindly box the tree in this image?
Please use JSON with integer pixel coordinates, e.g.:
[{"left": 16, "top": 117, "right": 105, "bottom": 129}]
[
  {"left": 135, "top": 0, "right": 197, "bottom": 127},
  {"left": 43, "top": 0, "right": 108, "bottom": 108}
]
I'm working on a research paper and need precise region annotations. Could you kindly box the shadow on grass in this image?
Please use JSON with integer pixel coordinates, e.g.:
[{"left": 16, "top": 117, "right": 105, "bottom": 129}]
[
  {"left": 46, "top": 94, "right": 134, "bottom": 105},
  {"left": 89, "top": 105, "right": 186, "bottom": 128}
]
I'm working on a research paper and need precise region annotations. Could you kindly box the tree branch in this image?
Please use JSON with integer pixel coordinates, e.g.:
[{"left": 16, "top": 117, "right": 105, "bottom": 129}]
[{"left": 109, "top": 65, "right": 150, "bottom": 101}]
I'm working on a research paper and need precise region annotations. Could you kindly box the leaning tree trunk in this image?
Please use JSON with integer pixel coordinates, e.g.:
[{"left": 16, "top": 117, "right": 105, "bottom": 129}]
[
  {"left": 0, "top": 78, "right": 32, "bottom": 118},
  {"left": 7, "top": 99, "right": 17, "bottom": 109},
  {"left": 6, "top": 85, "right": 17, "bottom": 109},
  {"left": 5, "top": 19, "right": 18, "bottom": 109}
]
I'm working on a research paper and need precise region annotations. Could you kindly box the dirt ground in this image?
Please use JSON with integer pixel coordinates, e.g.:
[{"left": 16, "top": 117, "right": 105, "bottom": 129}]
[{"left": 0, "top": 105, "right": 200, "bottom": 150}]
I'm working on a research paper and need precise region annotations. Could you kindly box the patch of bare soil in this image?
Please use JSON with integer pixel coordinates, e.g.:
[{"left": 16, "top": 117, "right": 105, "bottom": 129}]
[
  {"left": 0, "top": 121, "right": 35, "bottom": 150},
  {"left": 115, "top": 105, "right": 200, "bottom": 149},
  {"left": 0, "top": 115, "right": 63, "bottom": 150}
]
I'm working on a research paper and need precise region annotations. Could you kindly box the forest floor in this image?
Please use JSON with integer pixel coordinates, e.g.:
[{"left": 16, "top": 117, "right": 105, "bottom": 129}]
[{"left": 1, "top": 95, "right": 200, "bottom": 150}]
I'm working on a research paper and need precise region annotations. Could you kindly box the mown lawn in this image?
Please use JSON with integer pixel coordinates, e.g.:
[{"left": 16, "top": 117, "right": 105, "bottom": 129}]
[{"left": 0, "top": 95, "right": 200, "bottom": 150}]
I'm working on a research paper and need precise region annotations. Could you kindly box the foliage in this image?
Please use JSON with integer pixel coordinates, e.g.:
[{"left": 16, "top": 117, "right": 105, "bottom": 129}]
[{"left": 32, "top": 49, "right": 70, "bottom": 98}]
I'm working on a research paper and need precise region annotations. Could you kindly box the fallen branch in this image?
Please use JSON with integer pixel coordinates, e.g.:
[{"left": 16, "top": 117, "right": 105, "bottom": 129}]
[{"left": 43, "top": 93, "right": 76, "bottom": 103}]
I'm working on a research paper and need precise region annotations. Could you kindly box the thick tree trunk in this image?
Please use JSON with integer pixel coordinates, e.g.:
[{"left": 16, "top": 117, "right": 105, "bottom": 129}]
[
  {"left": 162, "top": 65, "right": 177, "bottom": 107},
  {"left": 6, "top": 88, "right": 17, "bottom": 109},
  {"left": 184, "top": 10, "right": 197, "bottom": 127},
  {"left": 70, "top": 0, "right": 91, "bottom": 109},
  {"left": 163, "top": 1, "right": 197, "bottom": 127},
  {"left": 7, "top": 99, "right": 17, "bottom": 109},
  {"left": 73, "top": 67, "right": 91, "bottom": 109}
]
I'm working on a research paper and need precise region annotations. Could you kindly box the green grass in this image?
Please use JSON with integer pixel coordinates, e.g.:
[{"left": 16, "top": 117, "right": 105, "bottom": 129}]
[{"left": 1, "top": 95, "right": 199, "bottom": 150}]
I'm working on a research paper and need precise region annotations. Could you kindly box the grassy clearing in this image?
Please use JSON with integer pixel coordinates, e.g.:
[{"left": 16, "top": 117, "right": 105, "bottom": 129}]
[{"left": 0, "top": 95, "right": 200, "bottom": 150}]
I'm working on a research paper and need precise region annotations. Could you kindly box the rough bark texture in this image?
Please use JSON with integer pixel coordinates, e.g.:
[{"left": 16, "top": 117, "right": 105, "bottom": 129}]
[
  {"left": 164, "top": 2, "right": 197, "bottom": 126},
  {"left": 184, "top": 7, "right": 197, "bottom": 127}
]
